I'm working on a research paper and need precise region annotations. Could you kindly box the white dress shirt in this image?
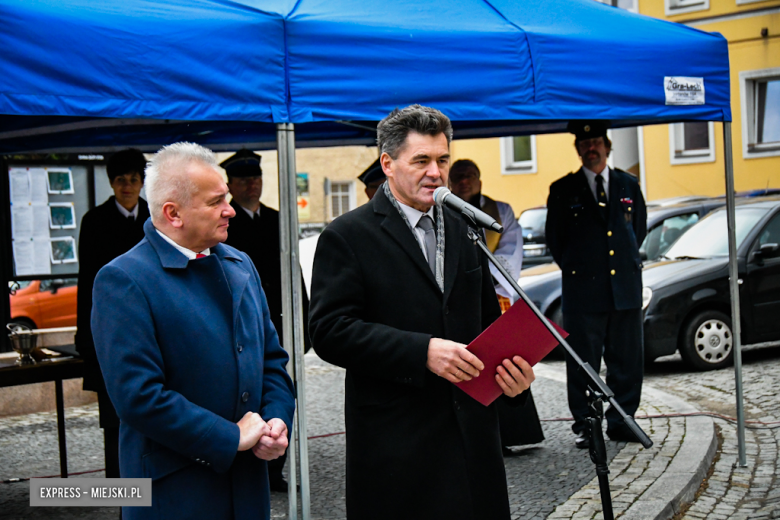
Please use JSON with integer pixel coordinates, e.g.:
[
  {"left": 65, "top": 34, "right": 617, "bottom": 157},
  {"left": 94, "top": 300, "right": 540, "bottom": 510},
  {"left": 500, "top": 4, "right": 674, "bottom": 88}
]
[
  {"left": 582, "top": 165, "right": 610, "bottom": 203},
  {"left": 396, "top": 201, "right": 436, "bottom": 263},
  {"left": 155, "top": 228, "right": 210, "bottom": 259},
  {"left": 115, "top": 200, "right": 139, "bottom": 219}
]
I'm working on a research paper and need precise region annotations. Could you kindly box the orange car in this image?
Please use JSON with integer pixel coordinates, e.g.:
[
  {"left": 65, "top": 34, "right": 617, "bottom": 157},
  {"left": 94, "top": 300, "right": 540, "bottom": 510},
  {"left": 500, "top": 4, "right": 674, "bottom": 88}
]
[{"left": 9, "top": 278, "right": 78, "bottom": 329}]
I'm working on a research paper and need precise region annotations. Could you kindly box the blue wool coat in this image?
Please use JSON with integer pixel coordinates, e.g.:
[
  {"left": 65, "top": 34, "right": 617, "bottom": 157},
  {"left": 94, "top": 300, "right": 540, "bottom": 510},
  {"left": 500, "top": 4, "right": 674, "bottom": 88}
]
[{"left": 92, "top": 219, "right": 295, "bottom": 520}]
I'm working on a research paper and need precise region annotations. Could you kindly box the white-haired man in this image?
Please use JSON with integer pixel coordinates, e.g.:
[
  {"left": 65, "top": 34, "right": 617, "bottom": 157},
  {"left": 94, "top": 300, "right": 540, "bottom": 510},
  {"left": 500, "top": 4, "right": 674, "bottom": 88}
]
[{"left": 91, "top": 142, "right": 295, "bottom": 520}]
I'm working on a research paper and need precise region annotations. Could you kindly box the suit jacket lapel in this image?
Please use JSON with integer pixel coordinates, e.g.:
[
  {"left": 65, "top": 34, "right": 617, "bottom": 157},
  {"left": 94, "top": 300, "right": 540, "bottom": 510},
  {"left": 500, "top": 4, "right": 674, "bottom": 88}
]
[
  {"left": 374, "top": 190, "right": 440, "bottom": 290},
  {"left": 213, "top": 243, "right": 250, "bottom": 334}
]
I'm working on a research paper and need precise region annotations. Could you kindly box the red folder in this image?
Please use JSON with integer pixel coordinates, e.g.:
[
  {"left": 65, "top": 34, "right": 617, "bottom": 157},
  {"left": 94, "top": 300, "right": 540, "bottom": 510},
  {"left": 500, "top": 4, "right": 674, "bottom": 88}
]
[{"left": 455, "top": 299, "right": 568, "bottom": 407}]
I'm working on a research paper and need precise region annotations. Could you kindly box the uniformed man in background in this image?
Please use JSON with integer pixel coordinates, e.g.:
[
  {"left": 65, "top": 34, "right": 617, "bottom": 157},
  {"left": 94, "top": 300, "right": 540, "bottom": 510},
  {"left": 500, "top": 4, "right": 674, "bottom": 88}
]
[
  {"left": 222, "top": 149, "right": 310, "bottom": 492},
  {"left": 357, "top": 157, "right": 386, "bottom": 201},
  {"left": 545, "top": 121, "right": 647, "bottom": 449}
]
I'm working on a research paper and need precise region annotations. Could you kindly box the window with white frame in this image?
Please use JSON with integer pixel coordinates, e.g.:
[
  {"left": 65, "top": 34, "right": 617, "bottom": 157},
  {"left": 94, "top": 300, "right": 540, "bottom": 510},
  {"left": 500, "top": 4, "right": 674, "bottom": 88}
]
[
  {"left": 665, "top": 0, "right": 709, "bottom": 16},
  {"left": 669, "top": 122, "right": 715, "bottom": 165},
  {"left": 328, "top": 181, "right": 355, "bottom": 220},
  {"left": 740, "top": 68, "right": 780, "bottom": 159},
  {"left": 500, "top": 135, "right": 537, "bottom": 174},
  {"left": 593, "top": 0, "right": 638, "bottom": 12}
]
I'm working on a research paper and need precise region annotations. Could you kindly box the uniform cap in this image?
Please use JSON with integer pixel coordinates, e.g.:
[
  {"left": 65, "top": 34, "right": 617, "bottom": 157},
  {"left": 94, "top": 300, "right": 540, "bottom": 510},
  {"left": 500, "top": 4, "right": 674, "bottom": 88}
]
[
  {"left": 220, "top": 149, "right": 262, "bottom": 178},
  {"left": 357, "top": 158, "right": 385, "bottom": 186},
  {"left": 567, "top": 120, "right": 610, "bottom": 142}
]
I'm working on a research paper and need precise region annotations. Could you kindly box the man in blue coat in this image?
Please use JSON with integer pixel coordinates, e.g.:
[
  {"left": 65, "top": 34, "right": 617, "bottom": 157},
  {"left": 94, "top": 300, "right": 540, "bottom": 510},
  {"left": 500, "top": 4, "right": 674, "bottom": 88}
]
[
  {"left": 92, "top": 142, "right": 296, "bottom": 520},
  {"left": 545, "top": 121, "right": 647, "bottom": 449}
]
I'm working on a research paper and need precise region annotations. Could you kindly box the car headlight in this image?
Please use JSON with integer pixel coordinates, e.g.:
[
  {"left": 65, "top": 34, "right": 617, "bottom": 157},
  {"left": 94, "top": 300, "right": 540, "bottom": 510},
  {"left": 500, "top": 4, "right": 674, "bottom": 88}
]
[{"left": 642, "top": 287, "right": 653, "bottom": 310}]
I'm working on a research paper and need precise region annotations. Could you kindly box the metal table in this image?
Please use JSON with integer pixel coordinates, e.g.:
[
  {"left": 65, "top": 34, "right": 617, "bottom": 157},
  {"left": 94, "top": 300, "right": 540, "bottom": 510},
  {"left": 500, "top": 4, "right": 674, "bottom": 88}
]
[{"left": 0, "top": 356, "right": 84, "bottom": 478}]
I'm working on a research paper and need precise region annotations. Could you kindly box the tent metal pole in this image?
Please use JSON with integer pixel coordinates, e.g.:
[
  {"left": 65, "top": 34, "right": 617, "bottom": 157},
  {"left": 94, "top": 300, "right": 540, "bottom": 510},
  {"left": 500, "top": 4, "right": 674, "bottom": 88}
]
[
  {"left": 276, "top": 122, "right": 312, "bottom": 518},
  {"left": 722, "top": 121, "right": 747, "bottom": 467}
]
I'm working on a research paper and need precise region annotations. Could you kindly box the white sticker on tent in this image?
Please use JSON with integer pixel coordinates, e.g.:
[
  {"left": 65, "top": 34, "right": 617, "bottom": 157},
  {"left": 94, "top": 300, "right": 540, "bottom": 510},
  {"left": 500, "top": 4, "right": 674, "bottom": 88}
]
[{"left": 664, "top": 77, "right": 705, "bottom": 105}]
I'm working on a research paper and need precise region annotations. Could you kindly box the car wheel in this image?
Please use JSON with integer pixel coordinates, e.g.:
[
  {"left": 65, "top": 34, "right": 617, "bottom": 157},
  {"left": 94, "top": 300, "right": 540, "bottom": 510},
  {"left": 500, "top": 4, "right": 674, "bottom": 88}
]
[{"left": 679, "top": 310, "right": 733, "bottom": 371}]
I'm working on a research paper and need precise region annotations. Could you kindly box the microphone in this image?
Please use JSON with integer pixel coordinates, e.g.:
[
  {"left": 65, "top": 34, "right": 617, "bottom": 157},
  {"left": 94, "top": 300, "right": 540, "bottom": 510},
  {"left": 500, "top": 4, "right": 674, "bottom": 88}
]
[{"left": 433, "top": 187, "right": 503, "bottom": 233}]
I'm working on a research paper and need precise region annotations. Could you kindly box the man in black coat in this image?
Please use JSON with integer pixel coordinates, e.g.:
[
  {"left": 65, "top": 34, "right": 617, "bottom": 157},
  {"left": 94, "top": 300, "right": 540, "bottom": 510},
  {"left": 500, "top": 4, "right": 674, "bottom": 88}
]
[
  {"left": 545, "top": 121, "right": 647, "bottom": 448},
  {"left": 221, "top": 149, "right": 310, "bottom": 493},
  {"left": 310, "top": 105, "right": 535, "bottom": 520},
  {"left": 76, "top": 148, "right": 150, "bottom": 478}
]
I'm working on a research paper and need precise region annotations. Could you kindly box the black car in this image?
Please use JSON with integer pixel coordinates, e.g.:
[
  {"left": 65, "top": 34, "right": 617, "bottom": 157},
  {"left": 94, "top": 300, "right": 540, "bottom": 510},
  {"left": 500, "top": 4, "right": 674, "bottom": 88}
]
[
  {"left": 518, "top": 206, "right": 551, "bottom": 268},
  {"left": 517, "top": 198, "right": 726, "bottom": 328},
  {"left": 642, "top": 196, "right": 780, "bottom": 370}
]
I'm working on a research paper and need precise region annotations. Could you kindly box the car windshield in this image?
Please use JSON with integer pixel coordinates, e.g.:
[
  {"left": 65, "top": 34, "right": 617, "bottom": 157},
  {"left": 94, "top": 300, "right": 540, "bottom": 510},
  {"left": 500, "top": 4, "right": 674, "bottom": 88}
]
[
  {"left": 664, "top": 207, "right": 768, "bottom": 259},
  {"left": 519, "top": 208, "right": 547, "bottom": 232}
]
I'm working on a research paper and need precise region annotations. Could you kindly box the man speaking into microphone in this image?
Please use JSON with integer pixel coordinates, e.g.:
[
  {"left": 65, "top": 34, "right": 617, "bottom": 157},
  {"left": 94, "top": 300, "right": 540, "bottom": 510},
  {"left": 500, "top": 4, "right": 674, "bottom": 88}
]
[{"left": 310, "top": 104, "right": 535, "bottom": 520}]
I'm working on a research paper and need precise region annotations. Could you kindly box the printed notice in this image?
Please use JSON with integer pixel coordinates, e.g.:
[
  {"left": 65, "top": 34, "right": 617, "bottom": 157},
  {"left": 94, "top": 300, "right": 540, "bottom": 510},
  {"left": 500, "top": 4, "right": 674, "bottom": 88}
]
[
  {"left": 30, "top": 478, "right": 152, "bottom": 507},
  {"left": 664, "top": 76, "right": 705, "bottom": 105},
  {"left": 9, "top": 168, "right": 31, "bottom": 203},
  {"left": 13, "top": 239, "right": 51, "bottom": 276}
]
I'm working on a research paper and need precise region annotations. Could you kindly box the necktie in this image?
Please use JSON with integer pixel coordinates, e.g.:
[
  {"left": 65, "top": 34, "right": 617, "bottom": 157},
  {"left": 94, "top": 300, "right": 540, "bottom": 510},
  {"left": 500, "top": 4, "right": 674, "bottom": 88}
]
[
  {"left": 127, "top": 215, "right": 134, "bottom": 222},
  {"left": 416, "top": 215, "right": 436, "bottom": 275},
  {"left": 253, "top": 212, "right": 260, "bottom": 223},
  {"left": 196, "top": 253, "right": 206, "bottom": 259},
  {"left": 595, "top": 174, "right": 609, "bottom": 221}
]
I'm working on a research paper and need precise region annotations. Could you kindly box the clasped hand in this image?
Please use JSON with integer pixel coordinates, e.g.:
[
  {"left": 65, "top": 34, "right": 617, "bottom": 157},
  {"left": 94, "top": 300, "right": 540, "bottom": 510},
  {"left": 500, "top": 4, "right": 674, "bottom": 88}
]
[
  {"left": 426, "top": 338, "right": 535, "bottom": 398},
  {"left": 236, "top": 412, "right": 289, "bottom": 460}
]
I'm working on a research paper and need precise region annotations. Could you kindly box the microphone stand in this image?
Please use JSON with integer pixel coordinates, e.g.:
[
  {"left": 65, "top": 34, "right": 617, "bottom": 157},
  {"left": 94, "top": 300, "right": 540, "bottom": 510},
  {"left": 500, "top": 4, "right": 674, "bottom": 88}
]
[{"left": 460, "top": 215, "right": 652, "bottom": 520}]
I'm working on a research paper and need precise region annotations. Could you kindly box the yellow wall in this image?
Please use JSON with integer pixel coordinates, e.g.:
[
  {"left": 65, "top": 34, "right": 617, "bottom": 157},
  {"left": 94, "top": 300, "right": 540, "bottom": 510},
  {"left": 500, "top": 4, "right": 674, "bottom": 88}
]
[
  {"left": 451, "top": 134, "right": 581, "bottom": 216},
  {"left": 640, "top": 4, "right": 780, "bottom": 200}
]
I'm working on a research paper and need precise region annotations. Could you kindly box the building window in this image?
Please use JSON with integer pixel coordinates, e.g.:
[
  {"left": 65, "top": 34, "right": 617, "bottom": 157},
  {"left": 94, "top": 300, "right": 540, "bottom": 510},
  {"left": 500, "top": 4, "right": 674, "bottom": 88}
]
[
  {"left": 665, "top": 0, "right": 709, "bottom": 16},
  {"left": 740, "top": 68, "right": 780, "bottom": 159},
  {"left": 593, "top": 0, "right": 637, "bottom": 12},
  {"left": 328, "top": 181, "right": 355, "bottom": 220},
  {"left": 669, "top": 122, "right": 715, "bottom": 165},
  {"left": 500, "top": 135, "right": 537, "bottom": 174}
]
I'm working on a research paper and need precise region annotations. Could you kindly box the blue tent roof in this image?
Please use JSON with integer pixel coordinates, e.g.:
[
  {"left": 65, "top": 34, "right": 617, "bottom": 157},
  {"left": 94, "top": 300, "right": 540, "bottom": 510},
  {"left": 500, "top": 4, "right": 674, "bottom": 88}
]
[{"left": 0, "top": 0, "right": 731, "bottom": 152}]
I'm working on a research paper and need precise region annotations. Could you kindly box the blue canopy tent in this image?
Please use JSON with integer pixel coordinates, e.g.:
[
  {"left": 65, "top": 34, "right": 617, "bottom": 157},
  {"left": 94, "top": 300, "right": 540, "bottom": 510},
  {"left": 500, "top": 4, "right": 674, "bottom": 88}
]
[{"left": 0, "top": 0, "right": 745, "bottom": 515}]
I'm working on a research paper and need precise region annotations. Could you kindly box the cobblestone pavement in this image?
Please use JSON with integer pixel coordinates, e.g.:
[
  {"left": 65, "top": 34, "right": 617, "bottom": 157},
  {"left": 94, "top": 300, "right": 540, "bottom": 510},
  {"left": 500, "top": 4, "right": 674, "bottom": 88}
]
[
  {"left": 5, "top": 346, "right": 774, "bottom": 520},
  {"left": 2, "top": 352, "right": 625, "bottom": 520},
  {"left": 644, "top": 346, "right": 780, "bottom": 520}
]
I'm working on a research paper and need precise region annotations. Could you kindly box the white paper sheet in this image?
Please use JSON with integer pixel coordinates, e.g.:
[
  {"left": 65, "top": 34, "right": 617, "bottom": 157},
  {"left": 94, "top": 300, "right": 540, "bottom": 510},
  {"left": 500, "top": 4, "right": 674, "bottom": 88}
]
[
  {"left": 35, "top": 239, "right": 52, "bottom": 273},
  {"left": 30, "top": 168, "right": 49, "bottom": 204},
  {"left": 11, "top": 204, "right": 33, "bottom": 238},
  {"left": 12, "top": 240, "right": 34, "bottom": 276},
  {"left": 32, "top": 203, "right": 50, "bottom": 237},
  {"left": 9, "top": 168, "right": 30, "bottom": 203}
]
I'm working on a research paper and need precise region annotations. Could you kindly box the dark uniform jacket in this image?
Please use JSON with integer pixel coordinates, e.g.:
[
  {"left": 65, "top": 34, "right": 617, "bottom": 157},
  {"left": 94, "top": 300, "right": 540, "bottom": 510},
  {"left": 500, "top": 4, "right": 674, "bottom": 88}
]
[
  {"left": 309, "top": 188, "right": 517, "bottom": 520},
  {"left": 91, "top": 220, "right": 295, "bottom": 520},
  {"left": 546, "top": 168, "right": 647, "bottom": 313},
  {"left": 76, "top": 196, "right": 149, "bottom": 397},
  {"left": 224, "top": 201, "right": 310, "bottom": 351}
]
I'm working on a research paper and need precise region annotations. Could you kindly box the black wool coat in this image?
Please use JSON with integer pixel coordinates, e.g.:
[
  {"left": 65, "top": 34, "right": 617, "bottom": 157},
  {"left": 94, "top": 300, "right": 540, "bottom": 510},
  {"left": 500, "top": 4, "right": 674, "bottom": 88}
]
[
  {"left": 76, "top": 196, "right": 149, "bottom": 397},
  {"left": 545, "top": 168, "right": 647, "bottom": 313},
  {"left": 309, "top": 188, "right": 515, "bottom": 520},
  {"left": 224, "top": 201, "right": 310, "bottom": 351}
]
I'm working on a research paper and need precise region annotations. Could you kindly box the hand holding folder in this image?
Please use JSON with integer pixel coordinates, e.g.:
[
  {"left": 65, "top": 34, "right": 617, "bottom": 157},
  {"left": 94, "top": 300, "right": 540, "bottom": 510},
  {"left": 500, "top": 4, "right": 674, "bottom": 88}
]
[{"left": 455, "top": 298, "right": 568, "bottom": 406}]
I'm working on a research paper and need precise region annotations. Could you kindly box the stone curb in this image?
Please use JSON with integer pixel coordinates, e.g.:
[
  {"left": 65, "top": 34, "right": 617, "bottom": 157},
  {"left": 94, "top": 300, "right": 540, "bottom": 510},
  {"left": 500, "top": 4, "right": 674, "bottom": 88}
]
[
  {"left": 620, "top": 385, "right": 718, "bottom": 520},
  {"left": 534, "top": 363, "right": 717, "bottom": 520}
]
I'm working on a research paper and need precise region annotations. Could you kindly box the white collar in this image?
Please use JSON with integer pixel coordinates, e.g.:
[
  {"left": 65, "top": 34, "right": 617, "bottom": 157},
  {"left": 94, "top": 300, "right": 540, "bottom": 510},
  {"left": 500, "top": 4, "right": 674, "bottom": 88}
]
[
  {"left": 583, "top": 164, "right": 610, "bottom": 184},
  {"left": 396, "top": 200, "right": 435, "bottom": 228},
  {"left": 154, "top": 228, "right": 210, "bottom": 260},
  {"left": 238, "top": 203, "right": 261, "bottom": 220},
  {"left": 115, "top": 200, "right": 139, "bottom": 219}
]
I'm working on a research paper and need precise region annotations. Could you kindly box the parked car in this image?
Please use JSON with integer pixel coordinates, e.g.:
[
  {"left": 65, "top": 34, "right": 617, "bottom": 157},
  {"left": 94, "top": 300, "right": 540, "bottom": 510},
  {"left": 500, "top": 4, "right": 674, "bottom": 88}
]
[
  {"left": 518, "top": 198, "right": 726, "bottom": 325},
  {"left": 642, "top": 196, "right": 780, "bottom": 370},
  {"left": 9, "top": 278, "right": 78, "bottom": 330},
  {"left": 520, "top": 197, "right": 780, "bottom": 370},
  {"left": 517, "top": 206, "right": 552, "bottom": 268}
]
